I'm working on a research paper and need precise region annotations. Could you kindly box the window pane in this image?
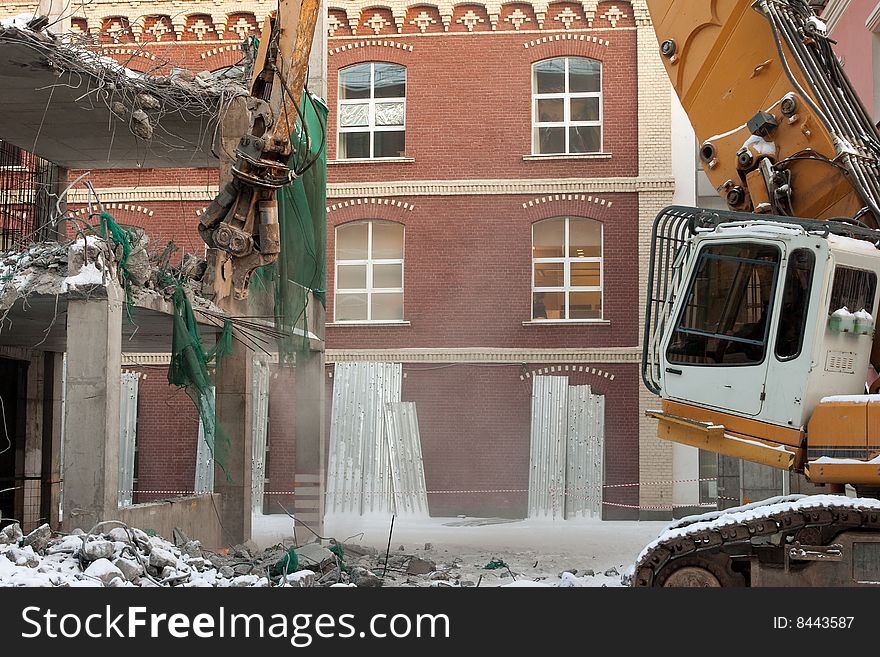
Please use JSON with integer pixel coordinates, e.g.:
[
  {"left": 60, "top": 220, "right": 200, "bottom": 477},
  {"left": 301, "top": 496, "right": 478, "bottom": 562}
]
[
  {"left": 534, "top": 58, "right": 565, "bottom": 93},
  {"left": 571, "top": 261, "right": 601, "bottom": 288},
  {"left": 374, "top": 63, "right": 406, "bottom": 98},
  {"left": 375, "top": 130, "right": 405, "bottom": 157},
  {"left": 336, "top": 293, "right": 368, "bottom": 321},
  {"left": 569, "top": 58, "right": 601, "bottom": 93},
  {"left": 534, "top": 291, "right": 564, "bottom": 319},
  {"left": 667, "top": 244, "right": 780, "bottom": 366},
  {"left": 340, "top": 63, "right": 371, "bottom": 99},
  {"left": 340, "top": 132, "right": 370, "bottom": 158},
  {"left": 569, "top": 219, "right": 602, "bottom": 257},
  {"left": 569, "top": 291, "right": 602, "bottom": 319},
  {"left": 336, "top": 222, "right": 368, "bottom": 259},
  {"left": 571, "top": 97, "right": 599, "bottom": 122},
  {"left": 829, "top": 266, "right": 877, "bottom": 316},
  {"left": 569, "top": 126, "right": 601, "bottom": 153},
  {"left": 533, "top": 218, "right": 565, "bottom": 258},
  {"left": 372, "top": 222, "right": 404, "bottom": 258},
  {"left": 537, "top": 98, "right": 564, "bottom": 122},
  {"left": 775, "top": 249, "right": 815, "bottom": 360},
  {"left": 534, "top": 262, "right": 564, "bottom": 288},
  {"left": 372, "top": 292, "right": 404, "bottom": 320},
  {"left": 375, "top": 102, "right": 405, "bottom": 126},
  {"left": 374, "top": 263, "right": 403, "bottom": 288},
  {"left": 536, "top": 126, "right": 565, "bottom": 154},
  {"left": 339, "top": 103, "right": 369, "bottom": 127},
  {"left": 337, "top": 264, "right": 367, "bottom": 290}
]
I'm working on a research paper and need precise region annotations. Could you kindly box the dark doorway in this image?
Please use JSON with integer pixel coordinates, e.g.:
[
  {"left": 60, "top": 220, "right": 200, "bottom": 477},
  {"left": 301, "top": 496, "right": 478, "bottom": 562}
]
[{"left": 0, "top": 357, "right": 27, "bottom": 527}]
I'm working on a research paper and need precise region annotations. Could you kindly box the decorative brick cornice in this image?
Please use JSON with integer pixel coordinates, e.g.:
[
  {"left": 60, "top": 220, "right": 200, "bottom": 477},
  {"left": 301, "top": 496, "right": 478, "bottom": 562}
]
[
  {"left": 63, "top": 177, "right": 674, "bottom": 205},
  {"left": 0, "top": 0, "right": 651, "bottom": 41},
  {"left": 327, "top": 176, "right": 674, "bottom": 197},
  {"left": 324, "top": 346, "right": 640, "bottom": 364},
  {"left": 67, "top": 187, "right": 217, "bottom": 204}
]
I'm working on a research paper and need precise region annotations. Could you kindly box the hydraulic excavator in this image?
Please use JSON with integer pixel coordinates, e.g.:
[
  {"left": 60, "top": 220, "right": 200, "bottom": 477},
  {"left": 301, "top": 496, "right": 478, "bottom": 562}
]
[{"left": 635, "top": 0, "right": 880, "bottom": 586}]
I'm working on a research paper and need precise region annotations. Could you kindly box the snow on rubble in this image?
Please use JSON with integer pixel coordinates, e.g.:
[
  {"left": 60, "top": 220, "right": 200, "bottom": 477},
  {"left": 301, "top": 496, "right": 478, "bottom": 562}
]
[
  {"left": 0, "top": 514, "right": 672, "bottom": 588},
  {"left": 0, "top": 522, "right": 320, "bottom": 588}
]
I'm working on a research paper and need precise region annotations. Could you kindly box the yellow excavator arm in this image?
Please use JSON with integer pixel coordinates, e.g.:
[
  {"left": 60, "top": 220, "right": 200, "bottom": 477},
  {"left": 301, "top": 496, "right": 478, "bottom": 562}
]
[{"left": 647, "top": 0, "right": 880, "bottom": 227}]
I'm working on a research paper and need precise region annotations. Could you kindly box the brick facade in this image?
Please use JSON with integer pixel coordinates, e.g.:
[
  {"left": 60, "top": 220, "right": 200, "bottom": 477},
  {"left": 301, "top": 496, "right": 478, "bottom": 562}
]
[{"left": 0, "top": 0, "right": 676, "bottom": 518}]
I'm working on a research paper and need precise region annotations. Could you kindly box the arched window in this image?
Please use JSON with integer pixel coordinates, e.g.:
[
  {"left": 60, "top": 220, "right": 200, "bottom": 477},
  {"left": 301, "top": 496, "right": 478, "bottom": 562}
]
[
  {"left": 532, "top": 217, "right": 602, "bottom": 320},
  {"left": 532, "top": 57, "right": 602, "bottom": 154},
  {"left": 335, "top": 221, "right": 405, "bottom": 321},
  {"left": 338, "top": 62, "right": 406, "bottom": 159}
]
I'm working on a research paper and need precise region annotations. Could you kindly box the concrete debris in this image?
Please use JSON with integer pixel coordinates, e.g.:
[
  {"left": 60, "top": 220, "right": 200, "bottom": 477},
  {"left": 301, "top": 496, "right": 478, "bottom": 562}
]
[
  {"left": 23, "top": 524, "right": 51, "bottom": 552},
  {"left": 81, "top": 540, "right": 115, "bottom": 561},
  {"left": 84, "top": 559, "right": 124, "bottom": 585},
  {"left": 349, "top": 567, "right": 382, "bottom": 588},
  {"left": 294, "top": 543, "right": 336, "bottom": 573},
  {"left": 148, "top": 546, "right": 177, "bottom": 570},
  {"left": 1, "top": 520, "right": 634, "bottom": 588},
  {"left": 136, "top": 93, "right": 161, "bottom": 110},
  {"left": 405, "top": 556, "right": 436, "bottom": 575},
  {"left": 0, "top": 230, "right": 219, "bottom": 319},
  {"left": 130, "top": 109, "right": 153, "bottom": 140},
  {"left": 113, "top": 557, "right": 143, "bottom": 582},
  {"left": 0, "top": 523, "right": 23, "bottom": 545}
]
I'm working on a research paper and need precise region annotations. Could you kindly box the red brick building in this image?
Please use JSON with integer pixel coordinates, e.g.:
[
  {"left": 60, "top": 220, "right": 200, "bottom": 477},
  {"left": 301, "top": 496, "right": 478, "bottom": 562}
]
[{"left": 0, "top": 0, "right": 678, "bottom": 520}]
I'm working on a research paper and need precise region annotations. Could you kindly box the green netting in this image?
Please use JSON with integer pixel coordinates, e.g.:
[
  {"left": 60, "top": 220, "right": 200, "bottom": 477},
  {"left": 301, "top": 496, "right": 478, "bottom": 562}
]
[
  {"left": 167, "top": 282, "right": 233, "bottom": 473},
  {"left": 99, "top": 210, "right": 136, "bottom": 320},
  {"left": 250, "top": 92, "right": 327, "bottom": 362}
]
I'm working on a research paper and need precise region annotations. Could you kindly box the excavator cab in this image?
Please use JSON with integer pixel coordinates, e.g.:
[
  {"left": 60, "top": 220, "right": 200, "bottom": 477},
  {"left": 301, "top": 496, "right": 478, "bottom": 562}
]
[{"left": 643, "top": 206, "right": 880, "bottom": 472}]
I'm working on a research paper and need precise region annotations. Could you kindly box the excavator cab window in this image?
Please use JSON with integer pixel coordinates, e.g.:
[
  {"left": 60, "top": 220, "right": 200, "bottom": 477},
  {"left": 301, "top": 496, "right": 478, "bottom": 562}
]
[
  {"left": 775, "top": 248, "right": 815, "bottom": 361},
  {"left": 828, "top": 266, "right": 877, "bottom": 318},
  {"left": 667, "top": 243, "right": 780, "bottom": 366}
]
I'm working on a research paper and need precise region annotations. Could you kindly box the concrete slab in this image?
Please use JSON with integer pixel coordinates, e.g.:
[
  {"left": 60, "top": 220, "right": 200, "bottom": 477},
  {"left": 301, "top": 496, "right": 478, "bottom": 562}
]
[{"left": 0, "top": 29, "right": 240, "bottom": 169}]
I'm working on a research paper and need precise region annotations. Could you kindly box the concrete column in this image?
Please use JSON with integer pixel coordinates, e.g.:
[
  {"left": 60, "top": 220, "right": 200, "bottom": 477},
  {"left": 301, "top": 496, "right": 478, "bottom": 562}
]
[
  {"left": 41, "top": 352, "right": 63, "bottom": 529},
  {"left": 62, "top": 285, "right": 123, "bottom": 531},
  {"left": 214, "top": 338, "right": 253, "bottom": 544},
  {"left": 23, "top": 351, "right": 44, "bottom": 532},
  {"left": 293, "top": 293, "right": 325, "bottom": 533}
]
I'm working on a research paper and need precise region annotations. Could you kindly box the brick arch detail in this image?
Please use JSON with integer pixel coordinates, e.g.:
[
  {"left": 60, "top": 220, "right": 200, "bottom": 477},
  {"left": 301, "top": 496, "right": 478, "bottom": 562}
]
[
  {"left": 522, "top": 194, "right": 614, "bottom": 222},
  {"left": 523, "top": 364, "right": 616, "bottom": 387},
  {"left": 72, "top": 203, "right": 154, "bottom": 228},
  {"left": 199, "top": 44, "right": 244, "bottom": 70},
  {"left": 524, "top": 33, "right": 609, "bottom": 60},
  {"left": 329, "top": 41, "right": 414, "bottom": 63},
  {"left": 327, "top": 197, "right": 415, "bottom": 223},
  {"left": 98, "top": 47, "right": 158, "bottom": 72}
]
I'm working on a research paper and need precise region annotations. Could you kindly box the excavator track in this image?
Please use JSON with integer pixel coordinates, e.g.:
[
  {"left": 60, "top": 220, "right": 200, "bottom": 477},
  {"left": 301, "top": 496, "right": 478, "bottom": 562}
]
[{"left": 633, "top": 495, "right": 880, "bottom": 587}]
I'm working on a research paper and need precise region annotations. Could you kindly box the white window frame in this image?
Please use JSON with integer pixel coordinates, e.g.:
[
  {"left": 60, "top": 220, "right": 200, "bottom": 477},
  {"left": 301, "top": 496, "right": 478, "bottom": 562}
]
[
  {"left": 338, "top": 62, "right": 407, "bottom": 159},
  {"left": 531, "top": 216, "right": 603, "bottom": 321},
  {"left": 532, "top": 57, "right": 602, "bottom": 155},
  {"left": 335, "top": 220, "right": 405, "bottom": 322}
]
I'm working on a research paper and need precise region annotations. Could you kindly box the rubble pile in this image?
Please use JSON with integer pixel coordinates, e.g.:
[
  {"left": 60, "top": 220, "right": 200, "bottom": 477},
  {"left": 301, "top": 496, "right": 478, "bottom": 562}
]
[
  {"left": 0, "top": 522, "right": 323, "bottom": 588},
  {"left": 0, "top": 521, "right": 629, "bottom": 588},
  {"left": 0, "top": 231, "right": 210, "bottom": 312}
]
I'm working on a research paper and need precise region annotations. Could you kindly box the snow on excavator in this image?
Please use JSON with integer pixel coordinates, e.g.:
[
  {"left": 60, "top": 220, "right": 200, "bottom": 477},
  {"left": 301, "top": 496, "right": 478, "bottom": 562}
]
[{"left": 635, "top": 0, "right": 880, "bottom": 586}]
